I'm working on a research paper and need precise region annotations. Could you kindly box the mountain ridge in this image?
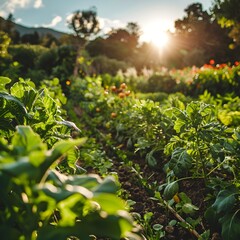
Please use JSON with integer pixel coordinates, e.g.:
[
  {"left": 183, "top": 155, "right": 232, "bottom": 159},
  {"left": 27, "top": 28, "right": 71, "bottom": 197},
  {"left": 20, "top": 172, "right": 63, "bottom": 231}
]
[{"left": 0, "top": 16, "right": 67, "bottom": 39}]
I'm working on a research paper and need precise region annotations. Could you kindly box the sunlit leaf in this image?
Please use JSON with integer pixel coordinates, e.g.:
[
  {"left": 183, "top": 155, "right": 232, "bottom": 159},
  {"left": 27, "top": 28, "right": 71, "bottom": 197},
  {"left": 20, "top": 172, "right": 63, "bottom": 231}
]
[
  {"left": 93, "top": 176, "right": 119, "bottom": 194},
  {"left": 12, "top": 126, "right": 46, "bottom": 157},
  {"left": 93, "top": 193, "right": 126, "bottom": 214},
  {"left": 0, "top": 76, "right": 11, "bottom": 91}
]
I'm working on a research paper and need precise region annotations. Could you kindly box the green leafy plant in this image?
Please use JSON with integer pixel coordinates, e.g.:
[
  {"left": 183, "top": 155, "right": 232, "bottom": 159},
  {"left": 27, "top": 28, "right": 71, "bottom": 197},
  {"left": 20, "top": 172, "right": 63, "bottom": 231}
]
[
  {"left": 0, "top": 77, "right": 78, "bottom": 147},
  {"left": 205, "top": 187, "right": 240, "bottom": 240},
  {"left": 0, "top": 126, "right": 138, "bottom": 240},
  {"left": 164, "top": 101, "right": 227, "bottom": 179},
  {"left": 133, "top": 212, "right": 165, "bottom": 240}
]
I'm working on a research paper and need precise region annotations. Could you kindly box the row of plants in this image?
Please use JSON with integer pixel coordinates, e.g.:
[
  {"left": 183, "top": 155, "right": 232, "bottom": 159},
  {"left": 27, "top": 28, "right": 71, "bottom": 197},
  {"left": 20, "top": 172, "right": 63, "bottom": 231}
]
[
  {"left": 0, "top": 76, "right": 141, "bottom": 240},
  {"left": 117, "top": 62, "right": 240, "bottom": 97},
  {"left": 67, "top": 73, "right": 240, "bottom": 239},
  {"left": 1, "top": 59, "right": 239, "bottom": 239},
  {"left": 2, "top": 29, "right": 240, "bottom": 99}
]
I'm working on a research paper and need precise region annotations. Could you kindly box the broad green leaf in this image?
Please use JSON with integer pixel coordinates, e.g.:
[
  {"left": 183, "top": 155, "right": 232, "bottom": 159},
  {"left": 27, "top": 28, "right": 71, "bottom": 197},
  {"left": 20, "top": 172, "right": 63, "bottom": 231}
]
[
  {"left": 37, "top": 213, "right": 134, "bottom": 240},
  {"left": 65, "top": 174, "right": 100, "bottom": 189},
  {"left": 1, "top": 157, "right": 41, "bottom": 182},
  {"left": 93, "top": 193, "right": 126, "bottom": 214},
  {"left": 46, "top": 170, "right": 68, "bottom": 186},
  {"left": 172, "top": 107, "right": 186, "bottom": 119},
  {"left": 178, "top": 192, "right": 192, "bottom": 203},
  {"left": 212, "top": 189, "right": 237, "bottom": 214},
  {"left": 163, "top": 181, "right": 179, "bottom": 200},
  {"left": 52, "top": 138, "right": 87, "bottom": 158},
  {"left": 204, "top": 206, "right": 219, "bottom": 226},
  {"left": 182, "top": 203, "right": 199, "bottom": 214},
  {"left": 12, "top": 126, "right": 46, "bottom": 158},
  {"left": 146, "top": 152, "right": 157, "bottom": 167},
  {"left": 39, "top": 183, "right": 93, "bottom": 202},
  {"left": 37, "top": 225, "right": 90, "bottom": 240},
  {"left": 93, "top": 176, "right": 119, "bottom": 194},
  {"left": 0, "top": 92, "right": 28, "bottom": 124},
  {"left": 174, "top": 118, "right": 186, "bottom": 133},
  {"left": 186, "top": 101, "right": 199, "bottom": 117},
  {"left": 45, "top": 138, "right": 87, "bottom": 170},
  {"left": 220, "top": 212, "right": 240, "bottom": 240},
  {"left": 169, "top": 147, "right": 192, "bottom": 177},
  {"left": 0, "top": 76, "right": 11, "bottom": 91}
]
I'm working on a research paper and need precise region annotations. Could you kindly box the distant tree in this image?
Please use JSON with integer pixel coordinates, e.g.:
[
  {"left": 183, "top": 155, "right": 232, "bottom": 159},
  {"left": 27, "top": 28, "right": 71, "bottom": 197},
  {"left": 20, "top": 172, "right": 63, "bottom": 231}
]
[
  {"left": 10, "top": 46, "right": 36, "bottom": 72},
  {"left": 126, "top": 22, "right": 141, "bottom": 48},
  {"left": 68, "top": 7, "right": 100, "bottom": 76},
  {"left": 40, "top": 33, "right": 58, "bottom": 48},
  {"left": 212, "top": 0, "right": 240, "bottom": 48},
  {"left": 11, "top": 30, "right": 20, "bottom": 44},
  {"left": 0, "top": 14, "right": 15, "bottom": 36},
  {"left": 7, "top": 13, "right": 15, "bottom": 22},
  {"left": 86, "top": 22, "right": 141, "bottom": 63},
  {"left": 173, "top": 2, "right": 235, "bottom": 66},
  {"left": 59, "top": 34, "right": 79, "bottom": 46},
  {"left": 86, "top": 37, "right": 106, "bottom": 57},
  {"left": 21, "top": 31, "right": 40, "bottom": 45}
]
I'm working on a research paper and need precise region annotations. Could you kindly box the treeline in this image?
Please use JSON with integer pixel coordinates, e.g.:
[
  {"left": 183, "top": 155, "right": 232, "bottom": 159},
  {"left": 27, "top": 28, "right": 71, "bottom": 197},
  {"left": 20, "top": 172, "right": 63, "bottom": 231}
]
[{"left": 0, "top": 1, "right": 240, "bottom": 82}]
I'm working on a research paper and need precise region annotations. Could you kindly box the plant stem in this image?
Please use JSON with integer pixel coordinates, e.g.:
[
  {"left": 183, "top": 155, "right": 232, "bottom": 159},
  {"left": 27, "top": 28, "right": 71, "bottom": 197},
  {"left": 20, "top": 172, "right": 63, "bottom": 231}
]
[
  {"left": 163, "top": 200, "right": 200, "bottom": 239},
  {"left": 196, "top": 133, "right": 207, "bottom": 180}
]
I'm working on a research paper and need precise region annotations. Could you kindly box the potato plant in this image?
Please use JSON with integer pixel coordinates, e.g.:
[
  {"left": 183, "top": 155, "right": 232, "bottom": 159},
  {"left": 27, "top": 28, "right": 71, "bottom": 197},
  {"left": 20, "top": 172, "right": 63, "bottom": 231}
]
[
  {"left": 0, "top": 76, "right": 139, "bottom": 240},
  {"left": 66, "top": 74, "right": 240, "bottom": 240}
]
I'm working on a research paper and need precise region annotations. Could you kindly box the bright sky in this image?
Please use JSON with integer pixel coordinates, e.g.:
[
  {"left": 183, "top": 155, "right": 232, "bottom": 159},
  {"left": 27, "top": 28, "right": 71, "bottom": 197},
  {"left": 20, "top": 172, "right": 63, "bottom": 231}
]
[{"left": 0, "top": 0, "right": 213, "bottom": 43}]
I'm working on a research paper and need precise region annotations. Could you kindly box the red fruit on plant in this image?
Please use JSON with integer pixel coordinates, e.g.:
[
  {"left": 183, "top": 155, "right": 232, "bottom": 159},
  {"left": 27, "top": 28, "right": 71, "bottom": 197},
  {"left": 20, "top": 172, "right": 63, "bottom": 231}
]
[{"left": 120, "top": 83, "right": 127, "bottom": 89}]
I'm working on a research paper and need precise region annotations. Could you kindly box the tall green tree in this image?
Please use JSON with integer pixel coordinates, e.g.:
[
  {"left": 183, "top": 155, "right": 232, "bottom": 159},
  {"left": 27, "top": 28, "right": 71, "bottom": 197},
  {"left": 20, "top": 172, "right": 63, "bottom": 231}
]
[
  {"left": 87, "top": 22, "right": 140, "bottom": 63},
  {"left": 68, "top": 7, "right": 100, "bottom": 76},
  {"left": 212, "top": 0, "right": 240, "bottom": 48},
  {"left": 173, "top": 2, "right": 235, "bottom": 66}
]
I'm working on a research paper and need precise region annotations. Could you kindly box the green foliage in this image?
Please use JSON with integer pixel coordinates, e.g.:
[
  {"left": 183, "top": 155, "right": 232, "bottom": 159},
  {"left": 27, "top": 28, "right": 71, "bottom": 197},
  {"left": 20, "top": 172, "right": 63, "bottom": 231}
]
[
  {"left": 164, "top": 101, "right": 228, "bottom": 178},
  {"left": 136, "top": 92, "right": 168, "bottom": 102},
  {"left": 0, "top": 31, "right": 11, "bottom": 57},
  {"left": 205, "top": 187, "right": 240, "bottom": 240},
  {"left": 190, "top": 64, "right": 240, "bottom": 96},
  {"left": 37, "top": 48, "right": 57, "bottom": 75},
  {"left": 92, "top": 55, "right": 129, "bottom": 75},
  {"left": 138, "top": 73, "right": 177, "bottom": 93},
  {"left": 0, "top": 126, "right": 136, "bottom": 240},
  {"left": 168, "top": 148, "right": 192, "bottom": 177},
  {"left": 199, "top": 91, "right": 240, "bottom": 127},
  {"left": 9, "top": 45, "right": 36, "bottom": 71},
  {"left": 163, "top": 181, "right": 179, "bottom": 200}
]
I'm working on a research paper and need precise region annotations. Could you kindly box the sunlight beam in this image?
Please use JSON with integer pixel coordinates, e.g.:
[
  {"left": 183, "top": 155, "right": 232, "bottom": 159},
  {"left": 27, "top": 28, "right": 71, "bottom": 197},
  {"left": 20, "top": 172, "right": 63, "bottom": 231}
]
[{"left": 140, "top": 19, "right": 172, "bottom": 50}]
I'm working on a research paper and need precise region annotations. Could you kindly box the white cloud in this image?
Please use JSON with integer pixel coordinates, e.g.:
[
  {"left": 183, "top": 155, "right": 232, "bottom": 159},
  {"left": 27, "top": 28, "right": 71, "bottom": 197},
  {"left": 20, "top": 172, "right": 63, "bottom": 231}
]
[
  {"left": 0, "top": 10, "right": 6, "bottom": 17},
  {"left": 98, "top": 17, "right": 125, "bottom": 34},
  {"left": 65, "top": 15, "right": 125, "bottom": 35},
  {"left": 34, "top": 0, "right": 43, "bottom": 9},
  {"left": 43, "top": 16, "right": 62, "bottom": 28},
  {"left": 1, "top": 0, "right": 31, "bottom": 15},
  {"left": 15, "top": 18, "right": 22, "bottom": 23},
  {"left": 0, "top": 0, "right": 43, "bottom": 17}
]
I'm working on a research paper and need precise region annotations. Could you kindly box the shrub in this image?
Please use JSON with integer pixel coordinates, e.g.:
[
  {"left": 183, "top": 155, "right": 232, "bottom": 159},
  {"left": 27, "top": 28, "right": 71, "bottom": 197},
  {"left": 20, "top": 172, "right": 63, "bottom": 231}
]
[
  {"left": 137, "top": 73, "right": 177, "bottom": 93},
  {"left": 92, "top": 55, "right": 129, "bottom": 75}
]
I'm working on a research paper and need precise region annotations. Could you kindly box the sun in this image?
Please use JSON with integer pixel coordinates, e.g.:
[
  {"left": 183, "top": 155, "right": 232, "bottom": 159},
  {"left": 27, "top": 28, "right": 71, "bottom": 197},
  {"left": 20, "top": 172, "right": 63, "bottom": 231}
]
[
  {"left": 148, "top": 30, "right": 169, "bottom": 49},
  {"left": 140, "top": 20, "right": 172, "bottom": 50}
]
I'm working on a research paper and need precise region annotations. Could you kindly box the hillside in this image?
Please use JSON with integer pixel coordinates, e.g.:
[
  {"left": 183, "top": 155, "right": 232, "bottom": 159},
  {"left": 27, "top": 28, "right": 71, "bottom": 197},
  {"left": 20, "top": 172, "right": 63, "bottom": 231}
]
[{"left": 0, "top": 16, "right": 66, "bottom": 39}]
